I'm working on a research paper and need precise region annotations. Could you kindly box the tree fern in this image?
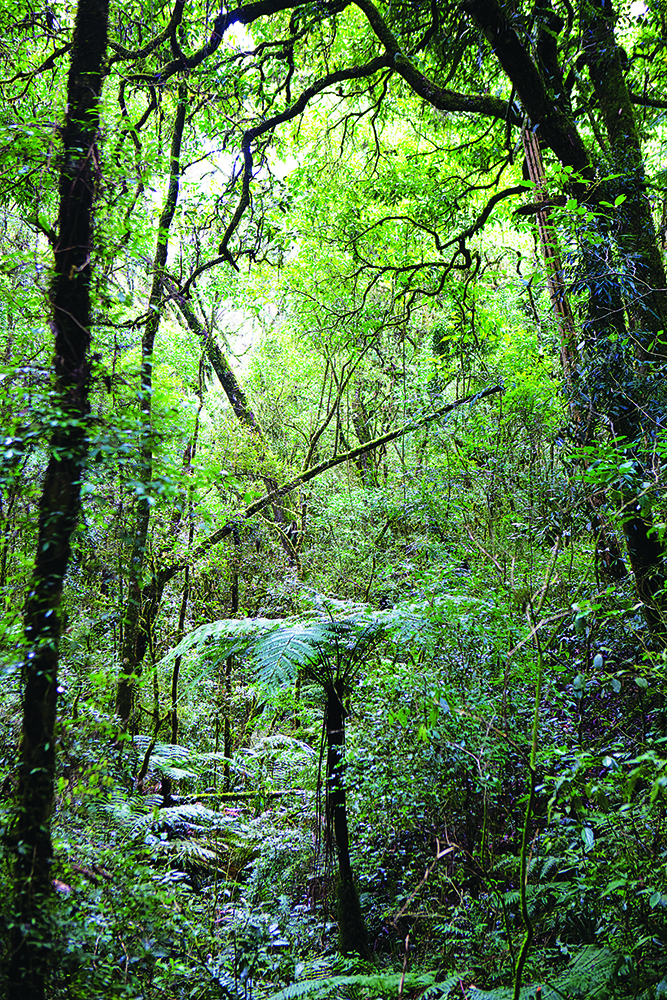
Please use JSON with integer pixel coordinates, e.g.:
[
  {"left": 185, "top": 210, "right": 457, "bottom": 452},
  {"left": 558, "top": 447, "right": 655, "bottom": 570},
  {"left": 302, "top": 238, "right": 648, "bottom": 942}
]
[
  {"left": 157, "top": 599, "right": 432, "bottom": 958},
  {"left": 159, "top": 599, "right": 432, "bottom": 699}
]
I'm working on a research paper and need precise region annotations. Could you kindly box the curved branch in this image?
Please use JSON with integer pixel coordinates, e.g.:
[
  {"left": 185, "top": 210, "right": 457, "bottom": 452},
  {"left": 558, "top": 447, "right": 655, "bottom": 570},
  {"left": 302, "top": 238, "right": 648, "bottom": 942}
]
[
  {"left": 217, "top": 55, "right": 390, "bottom": 262},
  {"left": 353, "top": 0, "right": 516, "bottom": 121},
  {"left": 108, "top": 0, "right": 185, "bottom": 61},
  {"left": 156, "top": 0, "right": 309, "bottom": 79}
]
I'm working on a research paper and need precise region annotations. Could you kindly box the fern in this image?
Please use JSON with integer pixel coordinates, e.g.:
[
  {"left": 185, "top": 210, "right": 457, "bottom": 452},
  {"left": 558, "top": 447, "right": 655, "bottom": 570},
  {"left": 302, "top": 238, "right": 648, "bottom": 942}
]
[
  {"left": 266, "top": 971, "right": 457, "bottom": 1000},
  {"left": 129, "top": 802, "right": 234, "bottom": 834},
  {"left": 252, "top": 621, "right": 335, "bottom": 691},
  {"left": 467, "top": 946, "right": 620, "bottom": 1000},
  {"left": 159, "top": 602, "right": 432, "bottom": 699},
  {"left": 239, "top": 735, "right": 318, "bottom": 788}
]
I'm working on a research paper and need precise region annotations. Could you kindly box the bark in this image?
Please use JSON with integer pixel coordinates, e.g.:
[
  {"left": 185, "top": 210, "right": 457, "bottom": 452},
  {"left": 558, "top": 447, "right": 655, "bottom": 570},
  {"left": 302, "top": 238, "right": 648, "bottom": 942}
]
[
  {"left": 116, "top": 82, "right": 187, "bottom": 727},
  {"left": 522, "top": 131, "right": 627, "bottom": 582},
  {"left": 325, "top": 683, "right": 369, "bottom": 958},
  {"left": 6, "top": 1, "right": 109, "bottom": 996},
  {"left": 581, "top": 0, "right": 667, "bottom": 354},
  {"left": 223, "top": 530, "right": 240, "bottom": 790},
  {"left": 172, "top": 292, "right": 262, "bottom": 431},
  {"left": 463, "top": 0, "right": 591, "bottom": 178}
]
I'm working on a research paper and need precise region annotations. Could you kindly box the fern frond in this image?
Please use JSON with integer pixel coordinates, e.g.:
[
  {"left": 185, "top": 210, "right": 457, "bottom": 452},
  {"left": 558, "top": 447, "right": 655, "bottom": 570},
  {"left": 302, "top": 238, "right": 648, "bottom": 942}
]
[
  {"left": 539, "top": 857, "right": 561, "bottom": 881},
  {"left": 266, "top": 971, "right": 448, "bottom": 1000},
  {"left": 161, "top": 617, "right": 277, "bottom": 667},
  {"left": 252, "top": 621, "right": 334, "bottom": 692},
  {"left": 152, "top": 838, "right": 219, "bottom": 864},
  {"left": 418, "top": 976, "right": 460, "bottom": 1000},
  {"left": 160, "top": 604, "right": 432, "bottom": 700},
  {"left": 467, "top": 946, "right": 620, "bottom": 1000}
]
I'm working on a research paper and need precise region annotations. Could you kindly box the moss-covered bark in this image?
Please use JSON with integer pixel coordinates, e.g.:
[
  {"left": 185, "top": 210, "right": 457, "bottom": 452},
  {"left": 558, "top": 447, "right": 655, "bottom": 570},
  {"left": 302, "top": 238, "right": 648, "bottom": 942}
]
[
  {"left": 6, "top": 2, "right": 109, "bottom": 995},
  {"left": 582, "top": 0, "right": 667, "bottom": 354}
]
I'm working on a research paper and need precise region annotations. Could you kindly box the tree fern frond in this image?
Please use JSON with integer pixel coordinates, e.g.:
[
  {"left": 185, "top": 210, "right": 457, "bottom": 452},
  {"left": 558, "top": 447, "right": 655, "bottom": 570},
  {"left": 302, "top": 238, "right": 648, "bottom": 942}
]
[
  {"left": 419, "top": 976, "right": 460, "bottom": 1000},
  {"left": 130, "top": 802, "right": 234, "bottom": 834},
  {"left": 252, "top": 622, "right": 335, "bottom": 692},
  {"left": 152, "top": 838, "right": 219, "bottom": 864},
  {"left": 160, "top": 603, "right": 432, "bottom": 701},
  {"left": 161, "top": 617, "right": 277, "bottom": 667}
]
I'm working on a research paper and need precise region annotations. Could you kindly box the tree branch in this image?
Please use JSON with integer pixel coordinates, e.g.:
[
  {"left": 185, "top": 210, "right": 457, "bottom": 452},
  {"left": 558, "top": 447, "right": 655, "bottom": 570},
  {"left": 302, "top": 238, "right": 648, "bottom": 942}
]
[{"left": 182, "top": 383, "right": 504, "bottom": 571}]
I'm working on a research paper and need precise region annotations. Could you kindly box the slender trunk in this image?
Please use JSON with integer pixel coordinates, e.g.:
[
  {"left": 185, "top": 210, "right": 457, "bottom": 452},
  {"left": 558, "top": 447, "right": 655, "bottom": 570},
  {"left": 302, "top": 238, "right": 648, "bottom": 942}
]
[
  {"left": 6, "top": 2, "right": 109, "bottom": 996},
  {"left": 522, "top": 130, "right": 627, "bottom": 582},
  {"left": 325, "top": 683, "right": 369, "bottom": 958},
  {"left": 351, "top": 385, "right": 378, "bottom": 486},
  {"left": 167, "top": 392, "right": 203, "bottom": 758},
  {"left": 224, "top": 530, "right": 240, "bottom": 790},
  {"left": 170, "top": 292, "right": 299, "bottom": 556},
  {"left": 116, "top": 83, "right": 187, "bottom": 726},
  {"left": 170, "top": 566, "right": 189, "bottom": 746}
]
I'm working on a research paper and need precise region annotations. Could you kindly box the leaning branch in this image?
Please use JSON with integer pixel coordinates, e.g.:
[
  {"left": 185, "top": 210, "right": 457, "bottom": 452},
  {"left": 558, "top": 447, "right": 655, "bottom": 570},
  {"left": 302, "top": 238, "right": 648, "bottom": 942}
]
[{"left": 183, "top": 383, "right": 504, "bottom": 570}]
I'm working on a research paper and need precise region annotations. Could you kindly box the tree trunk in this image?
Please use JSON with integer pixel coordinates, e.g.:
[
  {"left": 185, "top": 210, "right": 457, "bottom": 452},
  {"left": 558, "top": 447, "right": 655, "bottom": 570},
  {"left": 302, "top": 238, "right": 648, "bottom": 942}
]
[
  {"left": 223, "top": 529, "right": 240, "bottom": 790},
  {"left": 325, "top": 683, "right": 369, "bottom": 958},
  {"left": 581, "top": 0, "right": 667, "bottom": 354},
  {"left": 6, "top": 1, "right": 109, "bottom": 995},
  {"left": 116, "top": 82, "right": 187, "bottom": 727},
  {"left": 522, "top": 130, "right": 627, "bottom": 583},
  {"left": 465, "top": 0, "right": 665, "bottom": 628},
  {"left": 578, "top": 0, "right": 667, "bottom": 630},
  {"left": 351, "top": 385, "right": 378, "bottom": 486}
]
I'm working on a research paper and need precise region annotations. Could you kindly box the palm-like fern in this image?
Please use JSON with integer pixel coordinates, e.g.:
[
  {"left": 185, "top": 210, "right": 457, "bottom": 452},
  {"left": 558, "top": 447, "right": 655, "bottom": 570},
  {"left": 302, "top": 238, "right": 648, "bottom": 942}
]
[{"left": 161, "top": 600, "right": 430, "bottom": 957}]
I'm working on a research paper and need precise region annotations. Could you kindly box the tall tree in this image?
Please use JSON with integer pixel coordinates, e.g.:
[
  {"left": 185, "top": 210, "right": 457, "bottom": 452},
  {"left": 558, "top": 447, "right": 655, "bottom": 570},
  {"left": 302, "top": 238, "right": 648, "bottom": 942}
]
[{"left": 5, "top": 1, "right": 110, "bottom": 995}]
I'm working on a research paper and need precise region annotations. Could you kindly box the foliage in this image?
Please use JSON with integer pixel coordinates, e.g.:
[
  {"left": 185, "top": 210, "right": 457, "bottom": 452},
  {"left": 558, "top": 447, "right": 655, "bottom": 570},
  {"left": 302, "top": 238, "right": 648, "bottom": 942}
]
[{"left": 2, "top": 0, "right": 667, "bottom": 993}]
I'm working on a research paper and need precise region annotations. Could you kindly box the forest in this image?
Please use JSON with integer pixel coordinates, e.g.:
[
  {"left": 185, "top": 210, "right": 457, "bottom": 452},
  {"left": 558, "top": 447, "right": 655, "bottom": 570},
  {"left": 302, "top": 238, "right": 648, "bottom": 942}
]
[{"left": 1, "top": 0, "right": 667, "bottom": 997}]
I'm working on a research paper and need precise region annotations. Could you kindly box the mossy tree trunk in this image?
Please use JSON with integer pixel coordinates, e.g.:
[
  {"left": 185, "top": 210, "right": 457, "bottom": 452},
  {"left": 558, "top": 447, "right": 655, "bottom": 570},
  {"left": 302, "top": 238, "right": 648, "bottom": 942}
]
[
  {"left": 5, "top": 1, "right": 109, "bottom": 996},
  {"left": 467, "top": 0, "right": 667, "bottom": 633}
]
